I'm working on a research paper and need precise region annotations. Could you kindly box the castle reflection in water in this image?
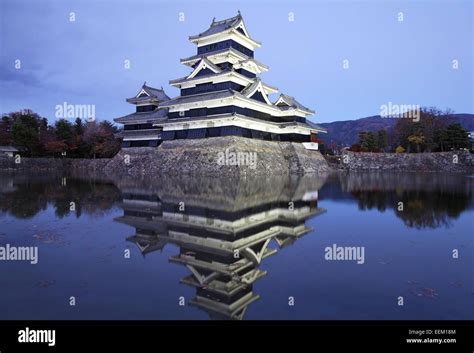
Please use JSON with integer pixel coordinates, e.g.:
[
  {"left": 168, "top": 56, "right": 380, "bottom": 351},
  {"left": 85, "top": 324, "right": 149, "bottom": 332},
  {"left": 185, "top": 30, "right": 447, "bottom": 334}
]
[
  {"left": 0, "top": 171, "right": 471, "bottom": 320},
  {"left": 114, "top": 176, "right": 326, "bottom": 319}
]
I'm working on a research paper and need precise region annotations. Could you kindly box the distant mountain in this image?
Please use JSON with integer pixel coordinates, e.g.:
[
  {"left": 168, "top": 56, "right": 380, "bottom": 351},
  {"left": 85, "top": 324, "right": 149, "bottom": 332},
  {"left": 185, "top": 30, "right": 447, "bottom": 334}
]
[{"left": 318, "top": 113, "right": 474, "bottom": 147}]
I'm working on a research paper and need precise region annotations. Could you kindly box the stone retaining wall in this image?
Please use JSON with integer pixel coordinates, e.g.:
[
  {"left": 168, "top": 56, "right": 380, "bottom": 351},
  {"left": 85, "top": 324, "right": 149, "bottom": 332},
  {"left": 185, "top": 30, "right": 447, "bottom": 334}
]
[
  {"left": 0, "top": 156, "right": 69, "bottom": 171},
  {"left": 0, "top": 155, "right": 110, "bottom": 173},
  {"left": 104, "top": 137, "right": 329, "bottom": 176},
  {"left": 340, "top": 151, "right": 474, "bottom": 172},
  {"left": 0, "top": 137, "right": 329, "bottom": 176},
  {"left": 3, "top": 147, "right": 471, "bottom": 175}
]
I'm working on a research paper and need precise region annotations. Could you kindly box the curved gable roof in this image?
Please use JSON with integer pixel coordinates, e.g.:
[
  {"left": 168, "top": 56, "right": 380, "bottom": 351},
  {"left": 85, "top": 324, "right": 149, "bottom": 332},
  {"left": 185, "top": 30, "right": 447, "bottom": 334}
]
[
  {"left": 190, "top": 13, "right": 246, "bottom": 39},
  {"left": 187, "top": 57, "right": 222, "bottom": 79},
  {"left": 126, "top": 83, "right": 170, "bottom": 104},
  {"left": 241, "top": 79, "right": 272, "bottom": 105},
  {"left": 275, "top": 94, "right": 314, "bottom": 114}
]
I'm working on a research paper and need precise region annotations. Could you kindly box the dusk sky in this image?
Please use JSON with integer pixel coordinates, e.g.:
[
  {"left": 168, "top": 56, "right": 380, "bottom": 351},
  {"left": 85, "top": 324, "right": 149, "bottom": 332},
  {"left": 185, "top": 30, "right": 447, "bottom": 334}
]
[{"left": 0, "top": 0, "right": 472, "bottom": 124}]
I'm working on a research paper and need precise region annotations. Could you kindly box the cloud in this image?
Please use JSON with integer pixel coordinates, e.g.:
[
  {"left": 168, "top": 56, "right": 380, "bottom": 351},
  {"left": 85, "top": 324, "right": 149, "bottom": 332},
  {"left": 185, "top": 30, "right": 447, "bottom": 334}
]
[{"left": 0, "top": 65, "right": 42, "bottom": 87}]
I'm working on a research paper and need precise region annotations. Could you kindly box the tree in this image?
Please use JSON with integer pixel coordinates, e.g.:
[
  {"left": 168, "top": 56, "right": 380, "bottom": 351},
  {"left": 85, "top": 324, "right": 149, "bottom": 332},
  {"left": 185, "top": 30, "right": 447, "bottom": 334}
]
[
  {"left": 395, "top": 146, "right": 405, "bottom": 153},
  {"left": 55, "top": 119, "right": 73, "bottom": 141},
  {"left": 377, "top": 130, "right": 388, "bottom": 152},
  {"left": 390, "top": 107, "right": 459, "bottom": 152},
  {"left": 358, "top": 131, "right": 378, "bottom": 152},
  {"left": 419, "top": 108, "right": 448, "bottom": 152},
  {"left": 348, "top": 143, "right": 361, "bottom": 152},
  {"left": 83, "top": 121, "right": 100, "bottom": 158},
  {"left": 442, "top": 123, "right": 470, "bottom": 150},
  {"left": 44, "top": 140, "right": 68, "bottom": 156},
  {"left": 1, "top": 110, "right": 121, "bottom": 158},
  {"left": 54, "top": 119, "right": 76, "bottom": 156},
  {"left": 11, "top": 112, "right": 40, "bottom": 156},
  {"left": 408, "top": 133, "right": 425, "bottom": 153},
  {"left": 0, "top": 116, "right": 14, "bottom": 145},
  {"left": 82, "top": 121, "right": 120, "bottom": 158},
  {"left": 74, "top": 118, "right": 84, "bottom": 136},
  {"left": 434, "top": 128, "right": 449, "bottom": 152},
  {"left": 96, "top": 121, "right": 120, "bottom": 158}
]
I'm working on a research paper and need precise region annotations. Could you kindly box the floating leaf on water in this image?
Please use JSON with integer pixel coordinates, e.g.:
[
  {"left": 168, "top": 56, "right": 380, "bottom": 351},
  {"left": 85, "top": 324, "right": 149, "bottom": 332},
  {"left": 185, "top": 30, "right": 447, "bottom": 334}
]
[
  {"left": 421, "top": 287, "right": 438, "bottom": 299},
  {"left": 36, "top": 280, "right": 56, "bottom": 288}
]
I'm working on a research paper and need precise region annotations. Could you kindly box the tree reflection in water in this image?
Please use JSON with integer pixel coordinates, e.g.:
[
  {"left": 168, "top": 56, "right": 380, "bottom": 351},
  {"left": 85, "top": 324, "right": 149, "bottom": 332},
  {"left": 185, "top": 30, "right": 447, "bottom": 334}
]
[
  {"left": 0, "top": 173, "right": 121, "bottom": 219},
  {"left": 337, "top": 172, "right": 473, "bottom": 229}
]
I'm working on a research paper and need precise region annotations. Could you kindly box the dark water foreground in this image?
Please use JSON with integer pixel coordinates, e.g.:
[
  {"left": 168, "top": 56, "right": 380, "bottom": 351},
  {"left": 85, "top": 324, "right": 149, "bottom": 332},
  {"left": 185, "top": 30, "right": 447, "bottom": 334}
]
[{"left": 0, "top": 171, "right": 472, "bottom": 320}]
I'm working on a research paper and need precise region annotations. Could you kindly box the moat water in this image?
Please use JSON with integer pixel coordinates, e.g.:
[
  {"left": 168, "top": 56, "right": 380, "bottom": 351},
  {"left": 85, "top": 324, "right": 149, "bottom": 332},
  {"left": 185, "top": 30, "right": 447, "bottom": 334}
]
[{"left": 0, "top": 171, "right": 472, "bottom": 319}]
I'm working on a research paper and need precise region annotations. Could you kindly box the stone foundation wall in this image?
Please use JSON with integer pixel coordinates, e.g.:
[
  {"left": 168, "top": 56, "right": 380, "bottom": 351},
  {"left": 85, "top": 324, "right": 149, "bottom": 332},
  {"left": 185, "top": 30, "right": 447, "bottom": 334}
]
[
  {"left": 104, "top": 137, "right": 329, "bottom": 176},
  {"left": 0, "top": 156, "right": 69, "bottom": 171},
  {"left": 3, "top": 146, "right": 471, "bottom": 175},
  {"left": 0, "top": 137, "right": 329, "bottom": 176},
  {"left": 0, "top": 156, "right": 110, "bottom": 173},
  {"left": 341, "top": 151, "right": 474, "bottom": 172}
]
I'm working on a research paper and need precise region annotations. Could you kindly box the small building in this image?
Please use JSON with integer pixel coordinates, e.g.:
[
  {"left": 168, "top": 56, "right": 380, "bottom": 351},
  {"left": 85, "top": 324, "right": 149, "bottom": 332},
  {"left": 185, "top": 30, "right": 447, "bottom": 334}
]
[
  {"left": 0, "top": 146, "right": 19, "bottom": 158},
  {"left": 115, "top": 84, "right": 170, "bottom": 147},
  {"left": 115, "top": 12, "right": 326, "bottom": 149}
]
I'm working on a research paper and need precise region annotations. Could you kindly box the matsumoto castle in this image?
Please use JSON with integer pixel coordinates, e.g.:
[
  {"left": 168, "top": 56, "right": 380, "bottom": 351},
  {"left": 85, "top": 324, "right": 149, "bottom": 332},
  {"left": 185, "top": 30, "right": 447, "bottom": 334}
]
[{"left": 115, "top": 12, "right": 326, "bottom": 149}]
